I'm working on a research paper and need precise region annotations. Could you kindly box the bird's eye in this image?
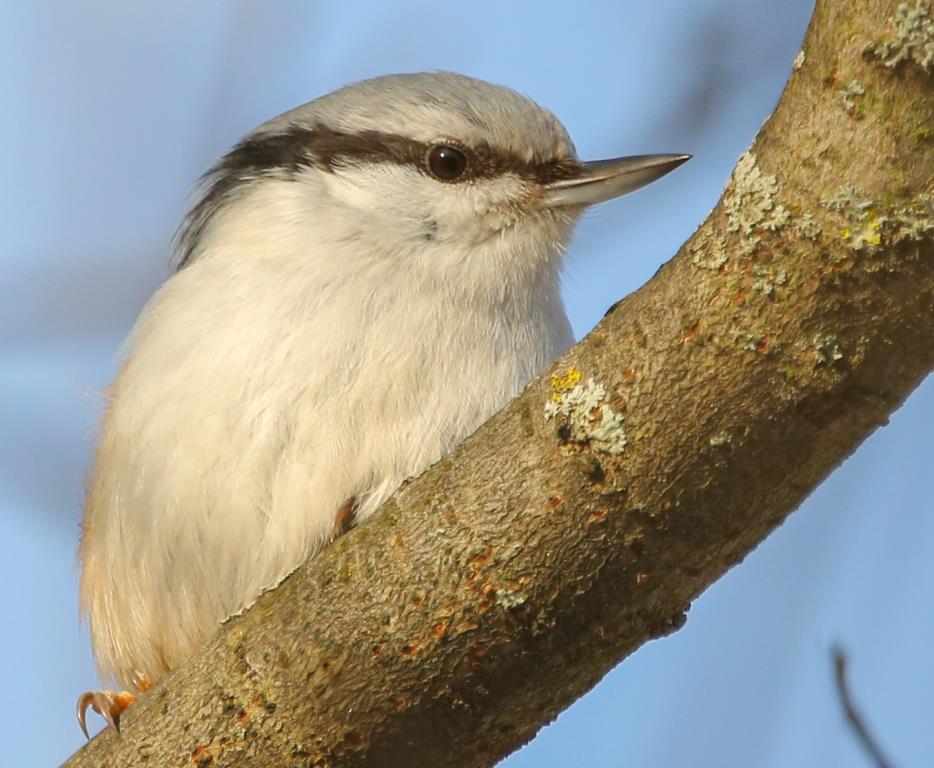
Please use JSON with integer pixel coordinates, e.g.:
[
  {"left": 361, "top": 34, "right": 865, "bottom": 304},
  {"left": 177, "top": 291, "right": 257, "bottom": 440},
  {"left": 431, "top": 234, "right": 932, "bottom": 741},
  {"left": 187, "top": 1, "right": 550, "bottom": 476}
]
[{"left": 426, "top": 144, "right": 468, "bottom": 181}]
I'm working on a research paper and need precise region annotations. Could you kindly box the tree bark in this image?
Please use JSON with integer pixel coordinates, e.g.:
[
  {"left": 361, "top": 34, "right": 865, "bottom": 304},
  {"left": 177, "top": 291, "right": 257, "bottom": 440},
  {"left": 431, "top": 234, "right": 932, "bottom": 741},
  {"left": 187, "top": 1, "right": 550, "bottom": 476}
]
[{"left": 64, "top": 0, "right": 933, "bottom": 765}]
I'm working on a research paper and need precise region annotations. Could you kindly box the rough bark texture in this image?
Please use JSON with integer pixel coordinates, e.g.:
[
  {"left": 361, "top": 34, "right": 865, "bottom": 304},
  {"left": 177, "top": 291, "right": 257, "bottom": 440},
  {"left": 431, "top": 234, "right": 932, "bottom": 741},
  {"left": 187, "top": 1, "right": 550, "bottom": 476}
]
[{"left": 64, "top": 1, "right": 933, "bottom": 765}]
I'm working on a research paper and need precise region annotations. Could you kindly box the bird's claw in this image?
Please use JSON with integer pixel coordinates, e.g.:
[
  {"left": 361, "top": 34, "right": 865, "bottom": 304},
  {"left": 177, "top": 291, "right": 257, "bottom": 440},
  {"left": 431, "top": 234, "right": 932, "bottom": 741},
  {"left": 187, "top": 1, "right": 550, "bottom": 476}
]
[
  {"left": 77, "top": 689, "right": 137, "bottom": 739},
  {"left": 76, "top": 672, "right": 149, "bottom": 739},
  {"left": 330, "top": 496, "right": 357, "bottom": 542}
]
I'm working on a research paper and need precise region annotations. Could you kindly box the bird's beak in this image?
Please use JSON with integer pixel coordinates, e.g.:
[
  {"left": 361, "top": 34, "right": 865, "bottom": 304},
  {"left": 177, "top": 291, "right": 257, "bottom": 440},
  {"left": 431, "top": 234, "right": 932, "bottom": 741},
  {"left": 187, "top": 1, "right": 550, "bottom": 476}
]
[{"left": 540, "top": 154, "right": 691, "bottom": 209}]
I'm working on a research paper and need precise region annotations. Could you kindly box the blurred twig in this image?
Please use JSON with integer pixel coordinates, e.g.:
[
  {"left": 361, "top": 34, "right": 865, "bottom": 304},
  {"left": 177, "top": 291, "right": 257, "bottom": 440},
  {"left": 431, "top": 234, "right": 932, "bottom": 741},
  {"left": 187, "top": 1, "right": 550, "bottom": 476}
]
[{"left": 833, "top": 646, "right": 896, "bottom": 768}]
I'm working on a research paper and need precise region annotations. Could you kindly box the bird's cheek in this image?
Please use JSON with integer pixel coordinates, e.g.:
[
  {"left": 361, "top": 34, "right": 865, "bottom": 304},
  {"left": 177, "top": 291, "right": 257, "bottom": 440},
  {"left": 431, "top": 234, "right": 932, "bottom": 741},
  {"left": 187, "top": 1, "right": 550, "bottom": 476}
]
[{"left": 441, "top": 214, "right": 509, "bottom": 247}]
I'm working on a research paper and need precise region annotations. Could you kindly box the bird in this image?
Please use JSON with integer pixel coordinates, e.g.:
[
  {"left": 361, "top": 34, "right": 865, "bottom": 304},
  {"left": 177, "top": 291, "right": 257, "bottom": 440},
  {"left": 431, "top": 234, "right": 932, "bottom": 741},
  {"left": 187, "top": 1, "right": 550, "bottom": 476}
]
[{"left": 76, "top": 71, "right": 688, "bottom": 737}]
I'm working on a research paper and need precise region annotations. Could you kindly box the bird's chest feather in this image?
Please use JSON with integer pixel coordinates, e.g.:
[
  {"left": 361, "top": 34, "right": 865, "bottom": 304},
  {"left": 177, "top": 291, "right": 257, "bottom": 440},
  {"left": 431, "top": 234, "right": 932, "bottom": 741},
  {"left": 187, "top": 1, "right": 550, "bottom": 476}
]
[
  {"left": 264, "top": 268, "right": 570, "bottom": 513},
  {"left": 115, "top": 257, "right": 570, "bottom": 545}
]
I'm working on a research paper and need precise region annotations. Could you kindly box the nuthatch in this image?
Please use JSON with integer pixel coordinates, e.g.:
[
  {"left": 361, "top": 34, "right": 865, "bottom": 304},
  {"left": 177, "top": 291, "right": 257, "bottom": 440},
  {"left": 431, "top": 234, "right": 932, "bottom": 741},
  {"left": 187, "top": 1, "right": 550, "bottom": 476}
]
[{"left": 77, "top": 71, "right": 688, "bottom": 736}]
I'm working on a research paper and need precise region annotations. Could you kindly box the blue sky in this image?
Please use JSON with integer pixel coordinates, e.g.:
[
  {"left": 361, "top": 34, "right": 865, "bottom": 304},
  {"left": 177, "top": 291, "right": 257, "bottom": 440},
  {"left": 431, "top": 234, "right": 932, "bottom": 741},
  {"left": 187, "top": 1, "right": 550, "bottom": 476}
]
[{"left": 2, "top": 1, "right": 932, "bottom": 765}]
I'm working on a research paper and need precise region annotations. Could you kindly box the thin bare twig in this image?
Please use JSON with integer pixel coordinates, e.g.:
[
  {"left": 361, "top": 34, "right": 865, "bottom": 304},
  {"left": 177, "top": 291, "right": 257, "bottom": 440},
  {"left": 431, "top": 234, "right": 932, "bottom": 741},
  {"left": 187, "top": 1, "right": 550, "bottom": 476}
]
[{"left": 833, "top": 646, "right": 896, "bottom": 768}]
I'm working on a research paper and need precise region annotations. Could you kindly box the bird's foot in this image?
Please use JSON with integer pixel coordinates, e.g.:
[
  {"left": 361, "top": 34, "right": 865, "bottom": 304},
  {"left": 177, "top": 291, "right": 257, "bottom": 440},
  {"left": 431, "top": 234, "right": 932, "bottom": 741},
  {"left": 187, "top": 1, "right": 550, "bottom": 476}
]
[{"left": 77, "top": 672, "right": 151, "bottom": 738}]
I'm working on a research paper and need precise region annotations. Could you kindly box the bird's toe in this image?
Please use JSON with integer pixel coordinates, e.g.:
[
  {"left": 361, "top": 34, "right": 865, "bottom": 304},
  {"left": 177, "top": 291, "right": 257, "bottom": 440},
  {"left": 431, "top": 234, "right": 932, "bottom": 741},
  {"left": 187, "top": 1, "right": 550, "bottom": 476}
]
[{"left": 76, "top": 689, "right": 137, "bottom": 739}]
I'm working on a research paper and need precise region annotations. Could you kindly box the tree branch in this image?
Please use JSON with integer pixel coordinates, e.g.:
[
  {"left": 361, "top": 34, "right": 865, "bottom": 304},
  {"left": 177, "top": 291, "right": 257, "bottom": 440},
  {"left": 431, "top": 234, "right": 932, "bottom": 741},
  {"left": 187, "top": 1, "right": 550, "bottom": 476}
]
[{"left": 64, "top": 1, "right": 934, "bottom": 765}]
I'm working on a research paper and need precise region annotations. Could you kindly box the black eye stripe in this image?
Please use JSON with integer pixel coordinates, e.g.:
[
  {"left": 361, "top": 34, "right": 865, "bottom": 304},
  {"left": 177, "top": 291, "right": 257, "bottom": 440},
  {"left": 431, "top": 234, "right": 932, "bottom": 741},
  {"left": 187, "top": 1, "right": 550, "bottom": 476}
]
[
  {"left": 214, "top": 125, "right": 577, "bottom": 184},
  {"left": 174, "top": 124, "right": 579, "bottom": 271}
]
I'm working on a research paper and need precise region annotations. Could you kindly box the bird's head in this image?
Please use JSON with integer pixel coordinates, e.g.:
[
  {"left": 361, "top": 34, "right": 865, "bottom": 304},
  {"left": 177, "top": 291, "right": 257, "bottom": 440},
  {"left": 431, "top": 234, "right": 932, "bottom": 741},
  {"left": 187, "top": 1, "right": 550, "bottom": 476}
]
[{"left": 174, "top": 72, "right": 688, "bottom": 293}]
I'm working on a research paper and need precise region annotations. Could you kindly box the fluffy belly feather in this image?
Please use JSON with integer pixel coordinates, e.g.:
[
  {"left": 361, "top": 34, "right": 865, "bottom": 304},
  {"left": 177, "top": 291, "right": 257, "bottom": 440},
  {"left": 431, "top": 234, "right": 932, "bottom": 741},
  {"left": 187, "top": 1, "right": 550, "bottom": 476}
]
[{"left": 79, "top": 264, "right": 571, "bottom": 688}]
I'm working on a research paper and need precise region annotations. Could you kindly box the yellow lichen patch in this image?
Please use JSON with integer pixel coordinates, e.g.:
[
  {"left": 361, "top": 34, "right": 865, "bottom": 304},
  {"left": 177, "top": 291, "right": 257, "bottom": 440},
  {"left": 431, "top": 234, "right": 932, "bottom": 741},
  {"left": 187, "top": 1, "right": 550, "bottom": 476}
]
[
  {"left": 826, "top": 187, "right": 886, "bottom": 253},
  {"left": 550, "top": 367, "right": 582, "bottom": 403},
  {"left": 825, "top": 187, "right": 932, "bottom": 258},
  {"left": 841, "top": 209, "right": 884, "bottom": 250}
]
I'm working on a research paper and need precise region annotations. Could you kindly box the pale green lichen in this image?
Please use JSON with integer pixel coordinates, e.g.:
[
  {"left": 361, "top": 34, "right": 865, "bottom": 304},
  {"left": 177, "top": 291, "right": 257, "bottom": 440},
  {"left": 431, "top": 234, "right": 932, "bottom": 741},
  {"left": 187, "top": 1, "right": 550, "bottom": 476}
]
[
  {"left": 891, "top": 192, "right": 934, "bottom": 249},
  {"left": 729, "top": 326, "right": 764, "bottom": 353},
  {"left": 751, "top": 277, "right": 774, "bottom": 296},
  {"left": 826, "top": 185, "right": 873, "bottom": 215},
  {"left": 725, "top": 152, "right": 791, "bottom": 245},
  {"left": 865, "top": 0, "right": 934, "bottom": 74},
  {"left": 691, "top": 247, "right": 729, "bottom": 271},
  {"left": 545, "top": 375, "right": 627, "bottom": 455},
  {"left": 840, "top": 80, "right": 866, "bottom": 115},
  {"left": 814, "top": 334, "right": 844, "bottom": 365},
  {"left": 797, "top": 213, "right": 823, "bottom": 240},
  {"left": 709, "top": 431, "right": 732, "bottom": 447},
  {"left": 751, "top": 265, "right": 788, "bottom": 296},
  {"left": 494, "top": 588, "right": 527, "bottom": 611},
  {"left": 692, "top": 151, "right": 791, "bottom": 270}
]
